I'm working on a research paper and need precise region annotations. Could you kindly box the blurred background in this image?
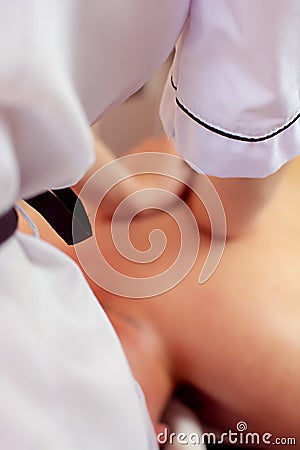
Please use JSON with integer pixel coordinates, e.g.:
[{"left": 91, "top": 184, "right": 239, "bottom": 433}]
[{"left": 92, "top": 58, "right": 171, "bottom": 156}]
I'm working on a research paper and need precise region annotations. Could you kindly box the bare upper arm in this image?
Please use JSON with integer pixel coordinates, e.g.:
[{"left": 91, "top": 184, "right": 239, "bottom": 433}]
[{"left": 186, "top": 163, "right": 288, "bottom": 238}]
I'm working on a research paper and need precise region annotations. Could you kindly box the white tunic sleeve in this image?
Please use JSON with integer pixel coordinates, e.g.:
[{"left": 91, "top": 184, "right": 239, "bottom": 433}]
[
  {"left": 0, "top": 0, "right": 190, "bottom": 215},
  {"left": 160, "top": 0, "right": 300, "bottom": 178}
]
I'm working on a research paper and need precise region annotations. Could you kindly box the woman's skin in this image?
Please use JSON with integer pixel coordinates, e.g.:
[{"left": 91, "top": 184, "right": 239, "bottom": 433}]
[
  {"left": 19, "top": 142, "right": 300, "bottom": 448},
  {"left": 91, "top": 162, "right": 300, "bottom": 448}
]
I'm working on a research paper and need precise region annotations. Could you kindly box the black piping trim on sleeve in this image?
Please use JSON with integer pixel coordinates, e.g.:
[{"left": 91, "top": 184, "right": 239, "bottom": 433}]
[
  {"left": 170, "top": 76, "right": 300, "bottom": 143},
  {"left": 171, "top": 76, "right": 178, "bottom": 91}
]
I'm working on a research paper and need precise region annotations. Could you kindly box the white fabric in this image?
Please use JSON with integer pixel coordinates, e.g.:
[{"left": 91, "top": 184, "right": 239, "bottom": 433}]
[
  {"left": 15, "top": 204, "right": 40, "bottom": 238},
  {"left": 162, "top": 399, "right": 207, "bottom": 450},
  {"left": 0, "top": 0, "right": 190, "bottom": 215},
  {"left": 160, "top": 0, "right": 300, "bottom": 178},
  {"left": 0, "top": 1, "right": 190, "bottom": 449},
  {"left": 0, "top": 233, "right": 155, "bottom": 450},
  {"left": 134, "top": 381, "right": 160, "bottom": 450}
]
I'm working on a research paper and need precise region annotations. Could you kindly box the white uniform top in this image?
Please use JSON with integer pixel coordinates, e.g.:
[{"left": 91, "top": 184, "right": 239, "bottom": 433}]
[
  {"left": 0, "top": 1, "right": 300, "bottom": 449},
  {"left": 161, "top": 0, "right": 300, "bottom": 178}
]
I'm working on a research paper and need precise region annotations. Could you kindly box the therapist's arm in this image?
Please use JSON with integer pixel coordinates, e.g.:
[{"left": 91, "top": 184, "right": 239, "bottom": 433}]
[
  {"left": 74, "top": 134, "right": 287, "bottom": 238},
  {"left": 73, "top": 135, "right": 190, "bottom": 219},
  {"left": 186, "top": 165, "right": 288, "bottom": 239}
]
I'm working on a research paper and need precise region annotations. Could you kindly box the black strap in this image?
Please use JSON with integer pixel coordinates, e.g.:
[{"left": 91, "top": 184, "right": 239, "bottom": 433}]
[
  {"left": 24, "top": 188, "right": 92, "bottom": 245},
  {"left": 0, "top": 207, "right": 18, "bottom": 246}
]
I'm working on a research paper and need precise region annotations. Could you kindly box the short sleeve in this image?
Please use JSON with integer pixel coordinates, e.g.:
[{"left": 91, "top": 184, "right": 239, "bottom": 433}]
[{"left": 160, "top": 0, "right": 300, "bottom": 178}]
